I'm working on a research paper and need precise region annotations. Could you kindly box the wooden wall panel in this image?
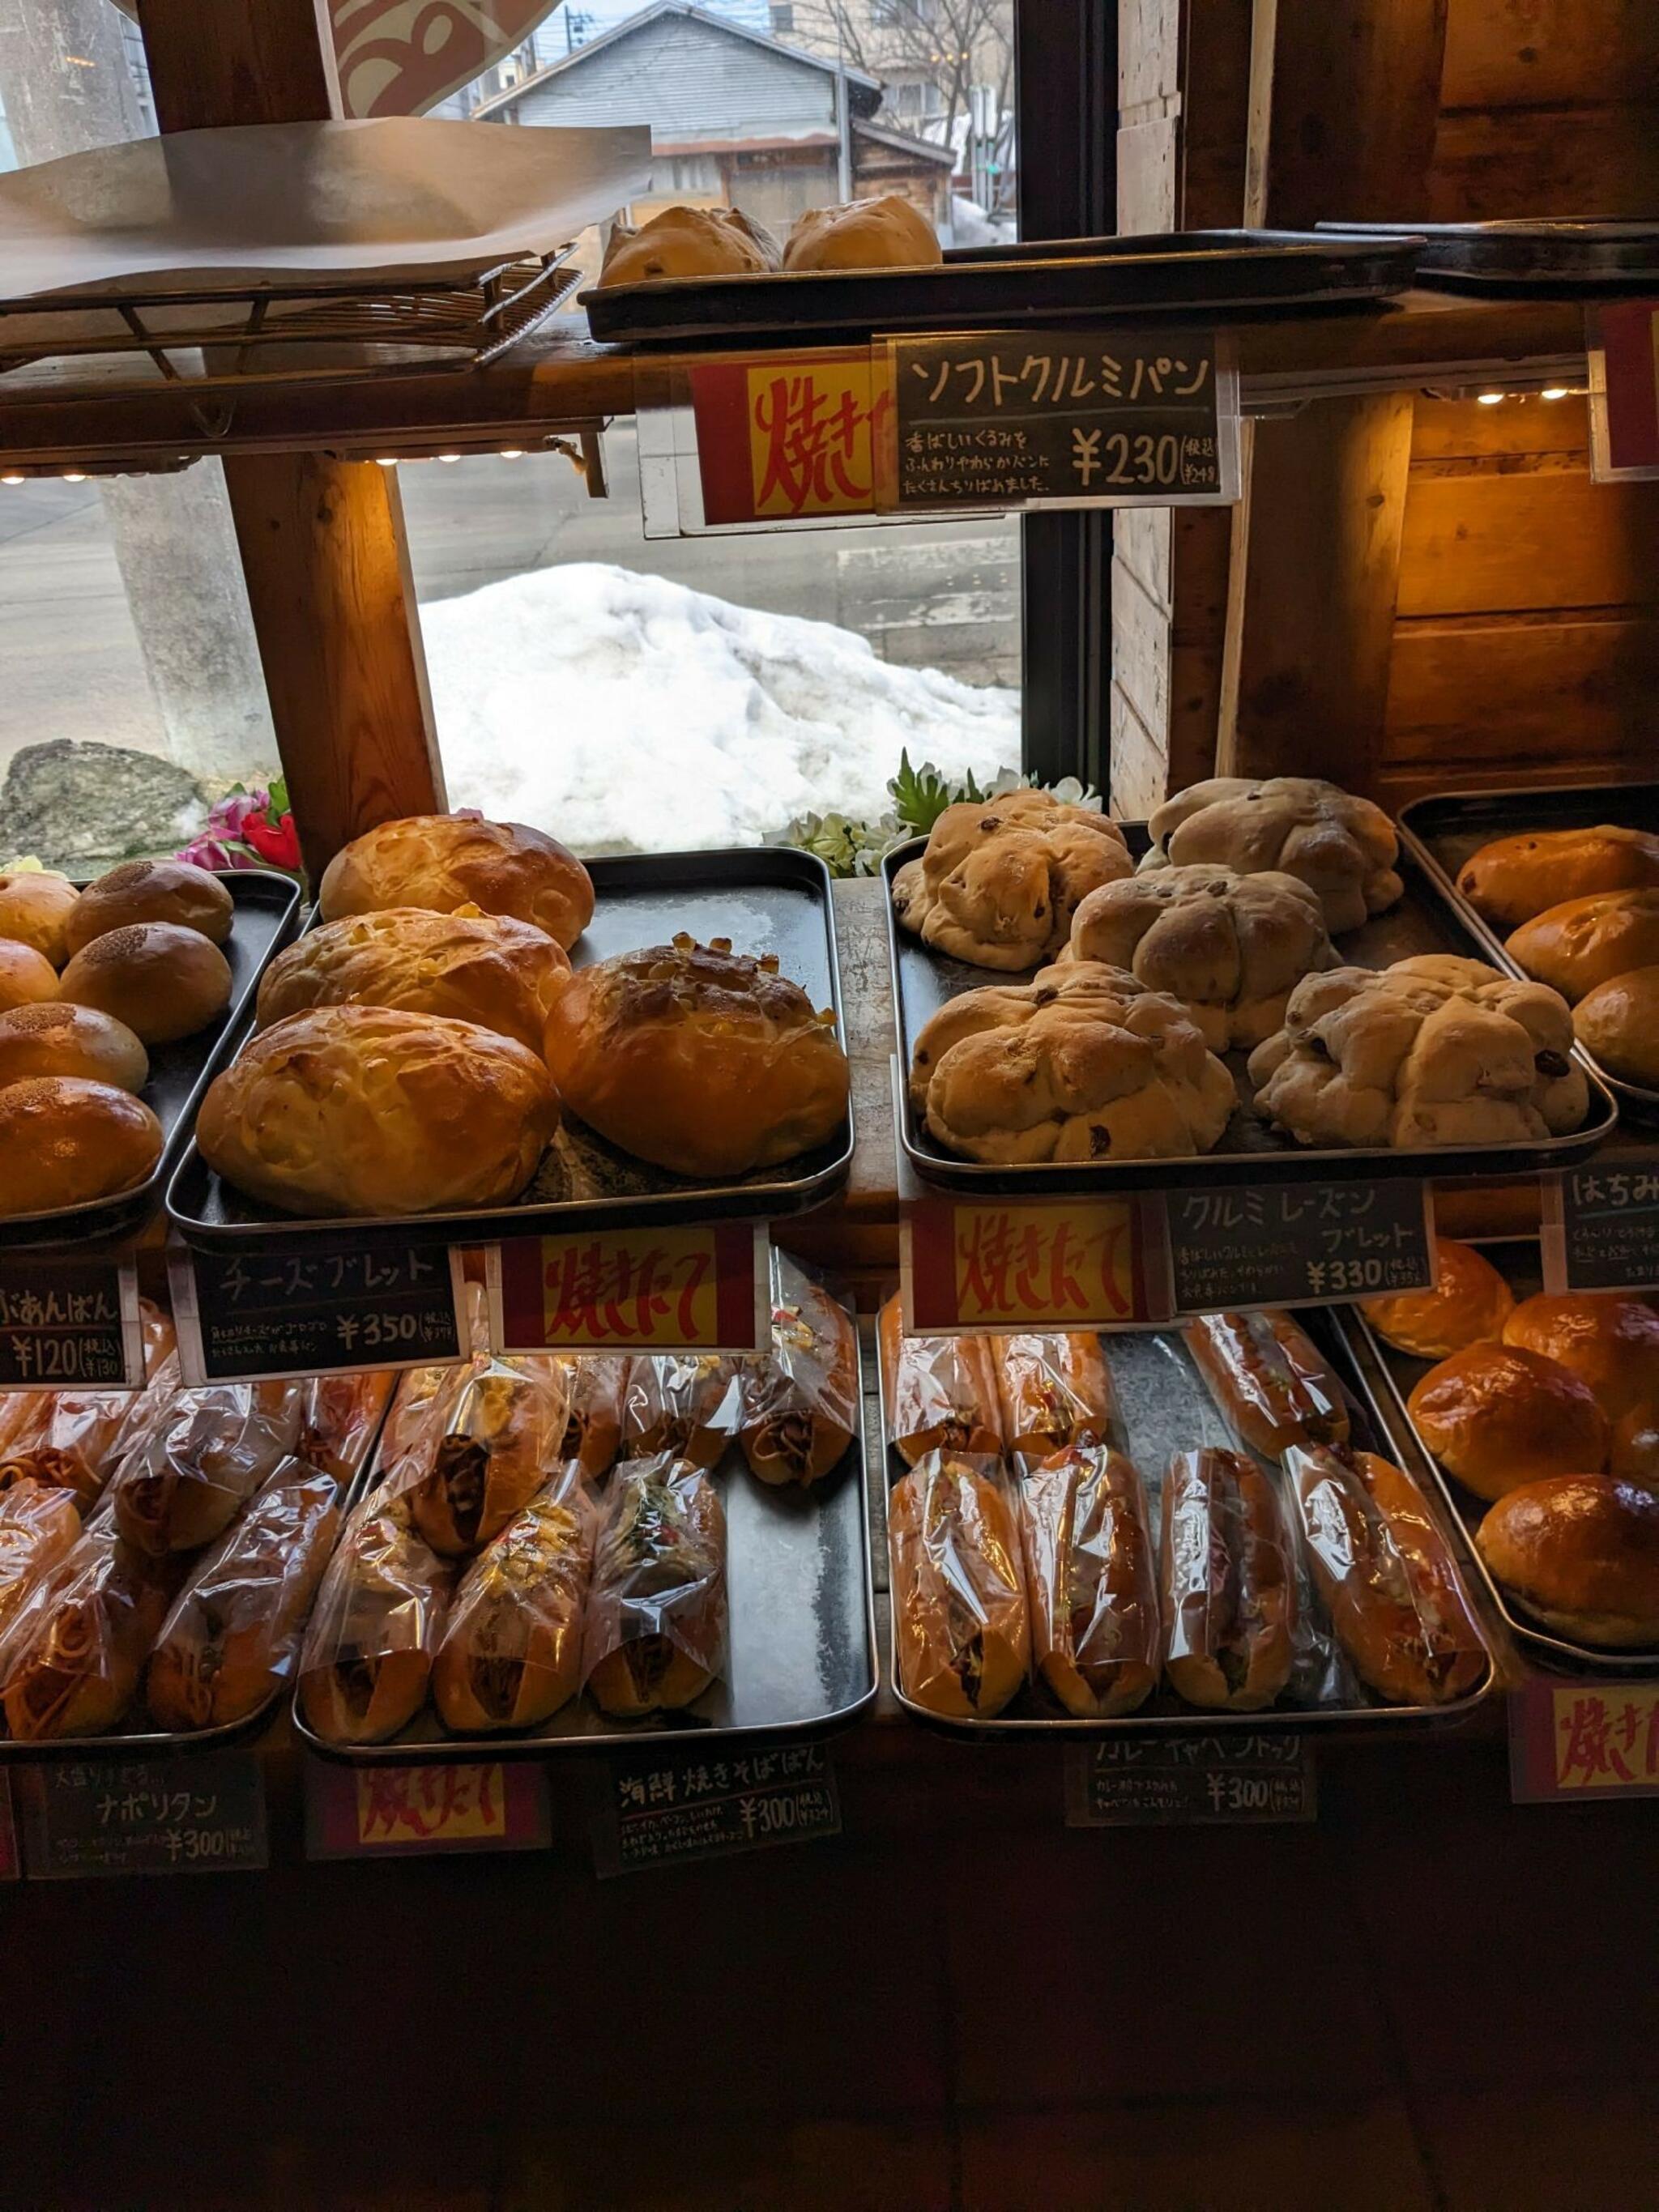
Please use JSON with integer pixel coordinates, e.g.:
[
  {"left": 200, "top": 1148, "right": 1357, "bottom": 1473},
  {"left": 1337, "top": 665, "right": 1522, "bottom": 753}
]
[
  {"left": 1116, "top": 117, "right": 1179, "bottom": 236},
  {"left": 1439, "top": 0, "right": 1659, "bottom": 111},
  {"left": 1397, "top": 474, "right": 1659, "bottom": 618},
  {"left": 1386, "top": 614, "right": 1659, "bottom": 767},
  {"left": 1428, "top": 107, "right": 1659, "bottom": 218}
]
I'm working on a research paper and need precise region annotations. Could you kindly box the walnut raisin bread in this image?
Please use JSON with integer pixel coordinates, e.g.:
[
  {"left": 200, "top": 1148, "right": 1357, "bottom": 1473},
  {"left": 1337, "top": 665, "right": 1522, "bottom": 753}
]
[
  {"left": 892, "top": 789, "right": 1132, "bottom": 971},
  {"left": 1141, "top": 777, "right": 1402, "bottom": 934}
]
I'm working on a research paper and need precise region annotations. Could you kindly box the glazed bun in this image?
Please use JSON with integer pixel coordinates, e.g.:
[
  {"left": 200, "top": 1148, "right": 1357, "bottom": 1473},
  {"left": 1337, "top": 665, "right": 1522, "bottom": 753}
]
[
  {"left": 1407, "top": 1341, "right": 1609, "bottom": 1502},
  {"left": 1360, "top": 1238, "right": 1515, "bottom": 1360},
  {"left": 0, "top": 871, "right": 78, "bottom": 965},
  {"left": 319, "top": 813, "right": 593, "bottom": 951},
  {"left": 0, "top": 940, "right": 59, "bottom": 1013},
  {"left": 1503, "top": 1292, "right": 1659, "bottom": 1417},
  {"left": 66, "top": 859, "right": 233, "bottom": 956},
  {"left": 1507, "top": 889, "right": 1659, "bottom": 1003},
  {"left": 197, "top": 1004, "right": 559, "bottom": 1217},
  {"left": 1458, "top": 825, "right": 1659, "bottom": 931},
  {"left": 1477, "top": 1477, "right": 1659, "bottom": 1647},
  {"left": 0, "top": 1077, "right": 163, "bottom": 1217},
  {"left": 1574, "top": 965, "right": 1659, "bottom": 1088},
  {"left": 783, "top": 194, "right": 941, "bottom": 272},
  {"left": 256, "top": 906, "right": 569, "bottom": 1054},
  {"left": 59, "top": 922, "right": 232, "bottom": 1044},
  {"left": 544, "top": 933, "right": 849, "bottom": 1178},
  {"left": 0, "top": 1002, "right": 147, "bottom": 1093}
]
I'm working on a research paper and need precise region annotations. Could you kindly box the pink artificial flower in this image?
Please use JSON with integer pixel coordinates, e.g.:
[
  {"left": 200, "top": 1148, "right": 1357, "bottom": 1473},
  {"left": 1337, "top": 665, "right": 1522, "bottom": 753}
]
[{"left": 206, "top": 790, "right": 266, "bottom": 840}]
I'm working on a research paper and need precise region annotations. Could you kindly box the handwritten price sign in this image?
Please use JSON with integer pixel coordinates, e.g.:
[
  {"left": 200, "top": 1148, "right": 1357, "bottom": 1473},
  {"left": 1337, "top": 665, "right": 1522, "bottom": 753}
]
[
  {"left": 305, "top": 1760, "right": 552, "bottom": 1858},
  {"left": 1510, "top": 1681, "right": 1659, "bottom": 1803},
  {"left": 1065, "top": 1735, "right": 1316, "bottom": 1827},
  {"left": 489, "top": 1223, "right": 767, "bottom": 1354},
  {"left": 592, "top": 1740, "right": 841, "bottom": 1877},
  {"left": 170, "top": 1239, "right": 468, "bottom": 1385},
  {"left": 1542, "top": 1161, "right": 1659, "bottom": 1294},
  {"left": 902, "top": 1195, "right": 1171, "bottom": 1334},
  {"left": 0, "top": 1255, "right": 144, "bottom": 1390}
]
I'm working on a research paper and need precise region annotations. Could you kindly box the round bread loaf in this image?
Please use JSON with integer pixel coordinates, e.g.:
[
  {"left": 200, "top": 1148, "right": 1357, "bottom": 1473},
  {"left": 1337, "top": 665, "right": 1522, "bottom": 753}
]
[
  {"left": 197, "top": 1004, "right": 559, "bottom": 1217},
  {"left": 0, "top": 1076, "right": 163, "bottom": 1216},
  {"left": 319, "top": 814, "right": 593, "bottom": 950},
  {"left": 1457, "top": 825, "right": 1659, "bottom": 931},
  {"left": 598, "top": 203, "right": 778, "bottom": 285},
  {"left": 1477, "top": 1477, "right": 1659, "bottom": 1647},
  {"left": 783, "top": 194, "right": 941, "bottom": 271},
  {"left": 0, "top": 1002, "right": 148, "bottom": 1093},
  {"left": 59, "top": 921, "right": 232, "bottom": 1044},
  {"left": 0, "top": 871, "right": 78, "bottom": 965},
  {"left": 893, "top": 788, "right": 1133, "bottom": 970},
  {"left": 1361, "top": 1238, "right": 1515, "bottom": 1359},
  {"left": 0, "top": 940, "right": 59, "bottom": 1014},
  {"left": 1574, "top": 965, "right": 1659, "bottom": 1087},
  {"left": 1503, "top": 1291, "right": 1659, "bottom": 1422},
  {"left": 543, "top": 934, "right": 849, "bottom": 1178},
  {"left": 1407, "top": 1340, "right": 1609, "bottom": 1502},
  {"left": 1506, "top": 888, "right": 1659, "bottom": 1003},
  {"left": 256, "top": 906, "right": 569, "bottom": 1053},
  {"left": 66, "top": 859, "right": 233, "bottom": 956}
]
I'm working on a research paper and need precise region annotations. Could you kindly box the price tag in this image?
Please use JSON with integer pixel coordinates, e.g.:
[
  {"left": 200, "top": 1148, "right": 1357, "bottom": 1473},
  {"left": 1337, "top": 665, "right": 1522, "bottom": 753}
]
[
  {"left": 1166, "top": 1179, "right": 1433, "bottom": 1313},
  {"left": 591, "top": 1740, "right": 841, "bottom": 1877},
  {"left": 169, "top": 1238, "right": 468, "bottom": 1385},
  {"left": 884, "top": 327, "right": 1237, "bottom": 510},
  {"left": 488, "top": 1223, "right": 767, "bottom": 1354},
  {"left": 304, "top": 1759, "right": 551, "bottom": 1858},
  {"left": 1540, "top": 1162, "right": 1659, "bottom": 1294},
  {"left": 902, "top": 1193, "right": 1172, "bottom": 1334},
  {"left": 0, "top": 1254, "right": 145, "bottom": 1390},
  {"left": 15, "top": 1753, "right": 267, "bottom": 1877},
  {"left": 0, "top": 1772, "right": 17, "bottom": 1883},
  {"left": 1509, "top": 1681, "right": 1659, "bottom": 1803},
  {"left": 1065, "top": 1735, "right": 1316, "bottom": 1827},
  {"left": 1589, "top": 300, "right": 1659, "bottom": 480}
]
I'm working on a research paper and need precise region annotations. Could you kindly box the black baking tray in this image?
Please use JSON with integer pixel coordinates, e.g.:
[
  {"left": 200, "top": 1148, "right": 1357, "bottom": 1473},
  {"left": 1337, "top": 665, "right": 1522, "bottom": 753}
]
[
  {"left": 295, "top": 1310, "right": 879, "bottom": 1763},
  {"left": 877, "top": 1310, "right": 1495, "bottom": 1737},
  {"left": 1318, "top": 218, "right": 1659, "bottom": 294},
  {"left": 1344, "top": 1245, "right": 1659, "bottom": 1677},
  {"left": 885, "top": 820, "right": 1620, "bottom": 1195},
  {"left": 581, "top": 227, "right": 1422, "bottom": 345},
  {"left": 166, "top": 846, "right": 852, "bottom": 1255},
  {"left": 1399, "top": 781, "right": 1659, "bottom": 1125},
  {"left": 0, "top": 870, "right": 301, "bottom": 1255}
]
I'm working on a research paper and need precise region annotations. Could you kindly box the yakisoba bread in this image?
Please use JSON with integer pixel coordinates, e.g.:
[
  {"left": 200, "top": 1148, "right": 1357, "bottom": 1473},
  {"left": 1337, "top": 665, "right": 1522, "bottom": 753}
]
[
  {"left": 405, "top": 1357, "right": 568, "bottom": 1558},
  {"left": 298, "top": 1478, "right": 454, "bottom": 1746},
  {"left": 879, "top": 1295, "right": 1001, "bottom": 1464},
  {"left": 319, "top": 813, "right": 594, "bottom": 950},
  {"left": 740, "top": 1254, "right": 857, "bottom": 1486},
  {"left": 582, "top": 1459, "right": 727, "bottom": 1718},
  {"left": 621, "top": 1355, "right": 742, "bottom": 1471}
]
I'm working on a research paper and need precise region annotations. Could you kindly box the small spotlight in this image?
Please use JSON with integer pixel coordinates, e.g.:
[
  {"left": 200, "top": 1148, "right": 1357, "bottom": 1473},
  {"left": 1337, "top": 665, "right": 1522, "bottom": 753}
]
[
  {"left": 1541, "top": 387, "right": 1569, "bottom": 401},
  {"left": 375, "top": 456, "right": 399, "bottom": 467},
  {"left": 437, "top": 453, "right": 461, "bottom": 463},
  {"left": 1476, "top": 392, "right": 1504, "bottom": 406},
  {"left": 63, "top": 471, "right": 87, "bottom": 481},
  {"left": 1, "top": 474, "right": 23, "bottom": 486},
  {"left": 499, "top": 449, "right": 525, "bottom": 459}
]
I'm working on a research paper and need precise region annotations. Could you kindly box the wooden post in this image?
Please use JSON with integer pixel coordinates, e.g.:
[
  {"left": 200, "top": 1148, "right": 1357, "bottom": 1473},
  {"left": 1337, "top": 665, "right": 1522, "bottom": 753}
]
[{"left": 132, "top": 0, "right": 445, "bottom": 873}]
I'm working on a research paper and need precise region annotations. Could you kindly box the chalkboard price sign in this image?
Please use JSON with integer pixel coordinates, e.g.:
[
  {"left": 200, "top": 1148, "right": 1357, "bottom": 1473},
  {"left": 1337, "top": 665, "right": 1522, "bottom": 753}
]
[
  {"left": 0, "top": 1255, "right": 144, "bottom": 1390},
  {"left": 592, "top": 1740, "right": 841, "bottom": 1877},
  {"left": 1066, "top": 1735, "right": 1316, "bottom": 1827},
  {"left": 1542, "top": 1161, "right": 1659, "bottom": 1294},
  {"left": 16, "top": 1753, "right": 267, "bottom": 1877},
  {"left": 1166, "top": 1178, "right": 1433, "bottom": 1314},
  {"left": 171, "top": 1239, "right": 468, "bottom": 1385}
]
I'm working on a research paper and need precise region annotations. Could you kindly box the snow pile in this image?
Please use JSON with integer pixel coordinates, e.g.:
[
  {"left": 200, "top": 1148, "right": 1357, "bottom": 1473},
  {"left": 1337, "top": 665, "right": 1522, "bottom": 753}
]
[{"left": 422, "top": 561, "right": 1020, "bottom": 855}]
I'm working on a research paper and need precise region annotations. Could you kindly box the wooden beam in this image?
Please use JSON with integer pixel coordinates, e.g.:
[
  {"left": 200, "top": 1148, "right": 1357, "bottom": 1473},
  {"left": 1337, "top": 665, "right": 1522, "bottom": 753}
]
[
  {"left": 133, "top": 0, "right": 339, "bottom": 130},
  {"left": 1260, "top": 0, "right": 1449, "bottom": 224}
]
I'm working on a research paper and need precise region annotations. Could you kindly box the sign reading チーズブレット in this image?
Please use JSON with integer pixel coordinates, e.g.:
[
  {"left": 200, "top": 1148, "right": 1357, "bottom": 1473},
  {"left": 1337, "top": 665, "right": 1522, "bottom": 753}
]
[{"left": 169, "top": 1240, "right": 469, "bottom": 1385}]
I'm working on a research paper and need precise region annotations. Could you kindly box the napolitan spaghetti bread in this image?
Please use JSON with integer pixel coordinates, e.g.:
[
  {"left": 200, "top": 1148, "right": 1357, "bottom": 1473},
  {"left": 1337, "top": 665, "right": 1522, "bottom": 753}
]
[
  {"left": 892, "top": 788, "right": 1133, "bottom": 970},
  {"left": 59, "top": 922, "right": 232, "bottom": 1045},
  {"left": 66, "top": 859, "right": 232, "bottom": 955},
  {"left": 543, "top": 934, "right": 848, "bottom": 1178},
  {"left": 0, "top": 1077, "right": 162, "bottom": 1217},
  {"left": 319, "top": 814, "right": 594, "bottom": 951}
]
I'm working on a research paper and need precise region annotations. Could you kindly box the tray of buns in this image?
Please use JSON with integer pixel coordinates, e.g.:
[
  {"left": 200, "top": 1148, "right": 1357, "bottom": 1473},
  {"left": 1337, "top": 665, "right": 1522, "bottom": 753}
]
[
  {"left": 165, "top": 844, "right": 853, "bottom": 1253},
  {"left": 885, "top": 786, "right": 1620, "bottom": 1196},
  {"left": 1346, "top": 1241, "right": 1659, "bottom": 1674},
  {"left": 0, "top": 865, "right": 300, "bottom": 1251},
  {"left": 876, "top": 1298, "right": 1497, "bottom": 1735},
  {"left": 1316, "top": 219, "right": 1659, "bottom": 293},
  {"left": 582, "top": 226, "right": 1421, "bottom": 345},
  {"left": 292, "top": 1268, "right": 877, "bottom": 1762},
  {"left": 1398, "top": 782, "right": 1659, "bottom": 1124}
]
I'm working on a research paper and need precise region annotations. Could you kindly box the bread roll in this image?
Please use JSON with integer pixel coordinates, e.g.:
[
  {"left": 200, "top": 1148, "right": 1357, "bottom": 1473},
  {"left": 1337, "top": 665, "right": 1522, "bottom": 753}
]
[
  {"left": 1501, "top": 1292, "right": 1659, "bottom": 1483},
  {"left": 59, "top": 922, "right": 232, "bottom": 1044},
  {"left": 0, "top": 1077, "right": 162, "bottom": 1217},
  {"left": 0, "top": 871, "right": 78, "bottom": 964},
  {"left": 1477, "top": 1477, "right": 1659, "bottom": 1646},
  {"left": 1457, "top": 825, "right": 1659, "bottom": 930},
  {"left": 0, "top": 1479, "right": 80, "bottom": 1643},
  {"left": 66, "top": 859, "right": 233, "bottom": 955},
  {"left": 319, "top": 813, "right": 593, "bottom": 951},
  {"left": 599, "top": 203, "right": 778, "bottom": 285},
  {"left": 1574, "top": 965, "right": 1659, "bottom": 1088},
  {"left": 1361, "top": 1238, "right": 1516, "bottom": 1359},
  {"left": 1161, "top": 1447, "right": 1295, "bottom": 1711},
  {"left": 112, "top": 1379, "right": 304, "bottom": 1557},
  {"left": 256, "top": 906, "right": 569, "bottom": 1054},
  {"left": 197, "top": 1004, "right": 558, "bottom": 1217},
  {"left": 0, "top": 1524, "right": 180, "bottom": 1740},
  {"left": 739, "top": 1258, "right": 857, "bottom": 1486},
  {"left": 0, "top": 1001, "right": 147, "bottom": 1093},
  {"left": 432, "top": 1479, "right": 592, "bottom": 1732},
  {"left": 297, "top": 1484, "right": 454, "bottom": 1745},
  {"left": 621, "top": 1354, "right": 742, "bottom": 1470},
  {"left": 296, "top": 1370, "right": 396, "bottom": 1484},
  {"left": 1407, "top": 1341, "right": 1609, "bottom": 1502},
  {"left": 544, "top": 934, "right": 849, "bottom": 1178},
  {"left": 582, "top": 1460, "right": 727, "bottom": 1717},
  {"left": 889, "top": 1455, "right": 1029, "bottom": 1720},
  {"left": 878, "top": 1296, "right": 1001, "bottom": 1464},
  {"left": 783, "top": 194, "right": 941, "bottom": 272},
  {"left": 1021, "top": 1443, "right": 1159, "bottom": 1717},
  {"left": 992, "top": 1333, "right": 1115, "bottom": 1460},
  {"left": 1143, "top": 777, "right": 1401, "bottom": 933},
  {"left": 1507, "top": 889, "right": 1659, "bottom": 1004},
  {"left": 0, "top": 940, "right": 59, "bottom": 1014},
  {"left": 892, "top": 788, "right": 1133, "bottom": 970},
  {"left": 1184, "top": 1311, "right": 1349, "bottom": 1456}
]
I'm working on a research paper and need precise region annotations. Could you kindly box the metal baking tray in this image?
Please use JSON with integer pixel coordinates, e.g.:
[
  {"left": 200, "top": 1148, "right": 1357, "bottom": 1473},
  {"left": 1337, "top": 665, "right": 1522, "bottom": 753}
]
[
  {"left": 1318, "top": 218, "right": 1659, "bottom": 293},
  {"left": 0, "top": 870, "right": 301, "bottom": 1255},
  {"left": 1399, "top": 782, "right": 1659, "bottom": 1126},
  {"left": 878, "top": 1311, "right": 1495, "bottom": 1737},
  {"left": 1346, "top": 1246, "right": 1659, "bottom": 1677},
  {"left": 885, "top": 820, "right": 1620, "bottom": 1195},
  {"left": 581, "top": 228, "right": 1422, "bottom": 345},
  {"left": 0, "top": 1379, "right": 394, "bottom": 1761},
  {"left": 166, "top": 846, "right": 853, "bottom": 1255},
  {"left": 295, "top": 1311, "right": 879, "bottom": 1763}
]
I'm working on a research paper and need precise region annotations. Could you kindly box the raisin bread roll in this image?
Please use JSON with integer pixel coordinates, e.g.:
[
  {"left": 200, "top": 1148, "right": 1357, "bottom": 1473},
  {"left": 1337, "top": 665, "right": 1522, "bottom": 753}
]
[
  {"left": 1142, "top": 778, "right": 1401, "bottom": 933},
  {"left": 893, "top": 789, "right": 1133, "bottom": 971},
  {"left": 783, "top": 194, "right": 940, "bottom": 271},
  {"left": 599, "top": 203, "right": 778, "bottom": 285}
]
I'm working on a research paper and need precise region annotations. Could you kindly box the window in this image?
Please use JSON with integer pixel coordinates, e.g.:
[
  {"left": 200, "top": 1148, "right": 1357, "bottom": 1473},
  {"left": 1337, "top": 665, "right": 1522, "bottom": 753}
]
[{"left": 770, "top": 4, "right": 795, "bottom": 32}]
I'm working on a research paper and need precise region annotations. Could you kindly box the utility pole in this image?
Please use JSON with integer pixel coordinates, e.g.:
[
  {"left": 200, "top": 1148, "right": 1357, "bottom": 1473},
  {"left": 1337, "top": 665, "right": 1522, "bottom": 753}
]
[{"left": 834, "top": 19, "right": 851, "bottom": 199}]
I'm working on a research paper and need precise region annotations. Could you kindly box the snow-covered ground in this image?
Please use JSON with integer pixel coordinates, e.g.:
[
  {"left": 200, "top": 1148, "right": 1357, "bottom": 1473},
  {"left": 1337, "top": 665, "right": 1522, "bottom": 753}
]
[{"left": 423, "top": 561, "right": 1021, "bottom": 855}]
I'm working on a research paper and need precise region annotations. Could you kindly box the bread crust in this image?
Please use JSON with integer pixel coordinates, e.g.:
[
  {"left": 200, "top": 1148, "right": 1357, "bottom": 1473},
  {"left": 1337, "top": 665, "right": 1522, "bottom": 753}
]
[
  {"left": 1361, "top": 1238, "right": 1515, "bottom": 1359},
  {"left": 318, "top": 814, "right": 593, "bottom": 949},
  {"left": 1145, "top": 777, "right": 1401, "bottom": 934},
  {"left": 0, "top": 1002, "right": 147, "bottom": 1093},
  {"left": 0, "top": 1076, "right": 161, "bottom": 1217},
  {"left": 60, "top": 921, "right": 232, "bottom": 1044},
  {"left": 893, "top": 790, "right": 1132, "bottom": 971},
  {"left": 1184, "top": 1311, "right": 1349, "bottom": 1456},
  {"left": 1458, "top": 825, "right": 1659, "bottom": 931},
  {"left": 1574, "top": 964, "right": 1659, "bottom": 1086},
  {"left": 0, "top": 870, "right": 77, "bottom": 965},
  {"left": 889, "top": 1456, "right": 1029, "bottom": 1718},
  {"left": 1160, "top": 1447, "right": 1295, "bottom": 1711},
  {"left": 257, "top": 907, "right": 569, "bottom": 1051},
  {"left": 1021, "top": 1443, "right": 1159, "bottom": 1716},
  {"left": 1476, "top": 1476, "right": 1659, "bottom": 1646},
  {"left": 783, "top": 194, "right": 940, "bottom": 271},
  {"left": 66, "top": 860, "right": 232, "bottom": 955}
]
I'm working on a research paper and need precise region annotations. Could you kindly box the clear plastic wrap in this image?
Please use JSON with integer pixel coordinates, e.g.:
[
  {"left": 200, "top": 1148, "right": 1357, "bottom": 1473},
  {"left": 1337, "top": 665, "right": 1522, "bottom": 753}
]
[
  {"left": 1018, "top": 1443, "right": 1158, "bottom": 1716},
  {"left": 888, "top": 1451, "right": 1030, "bottom": 1720},
  {"left": 403, "top": 1353, "right": 569, "bottom": 1558},
  {"left": 110, "top": 1379, "right": 304, "bottom": 1558},
  {"left": 994, "top": 1333, "right": 1116, "bottom": 1464},
  {"left": 433, "top": 1466, "right": 596, "bottom": 1733},
  {"left": 878, "top": 1294, "right": 1002, "bottom": 1465},
  {"left": 380, "top": 1347, "right": 477, "bottom": 1471},
  {"left": 296, "top": 1369, "right": 396, "bottom": 1483},
  {"left": 1159, "top": 1447, "right": 1299, "bottom": 1712},
  {"left": 296, "top": 1460, "right": 455, "bottom": 1745},
  {"left": 145, "top": 1458, "right": 342, "bottom": 1733},
  {"left": 1183, "top": 1311, "right": 1350, "bottom": 1458},
  {"left": 0, "top": 1479, "right": 81, "bottom": 1644},
  {"left": 0, "top": 1514, "right": 181, "bottom": 1741},
  {"left": 550, "top": 1354, "right": 628, "bottom": 1482},
  {"left": 620, "top": 1355, "right": 743, "bottom": 1472},
  {"left": 0, "top": 1311, "right": 181, "bottom": 1509},
  {"left": 1286, "top": 1443, "right": 1488, "bottom": 1705},
  {"left": 582, "top": 1456, "right": 727, "bottom": 1718},
  {"left": 739, "top": 1252, "right": 857, "bottom": 1487}
]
